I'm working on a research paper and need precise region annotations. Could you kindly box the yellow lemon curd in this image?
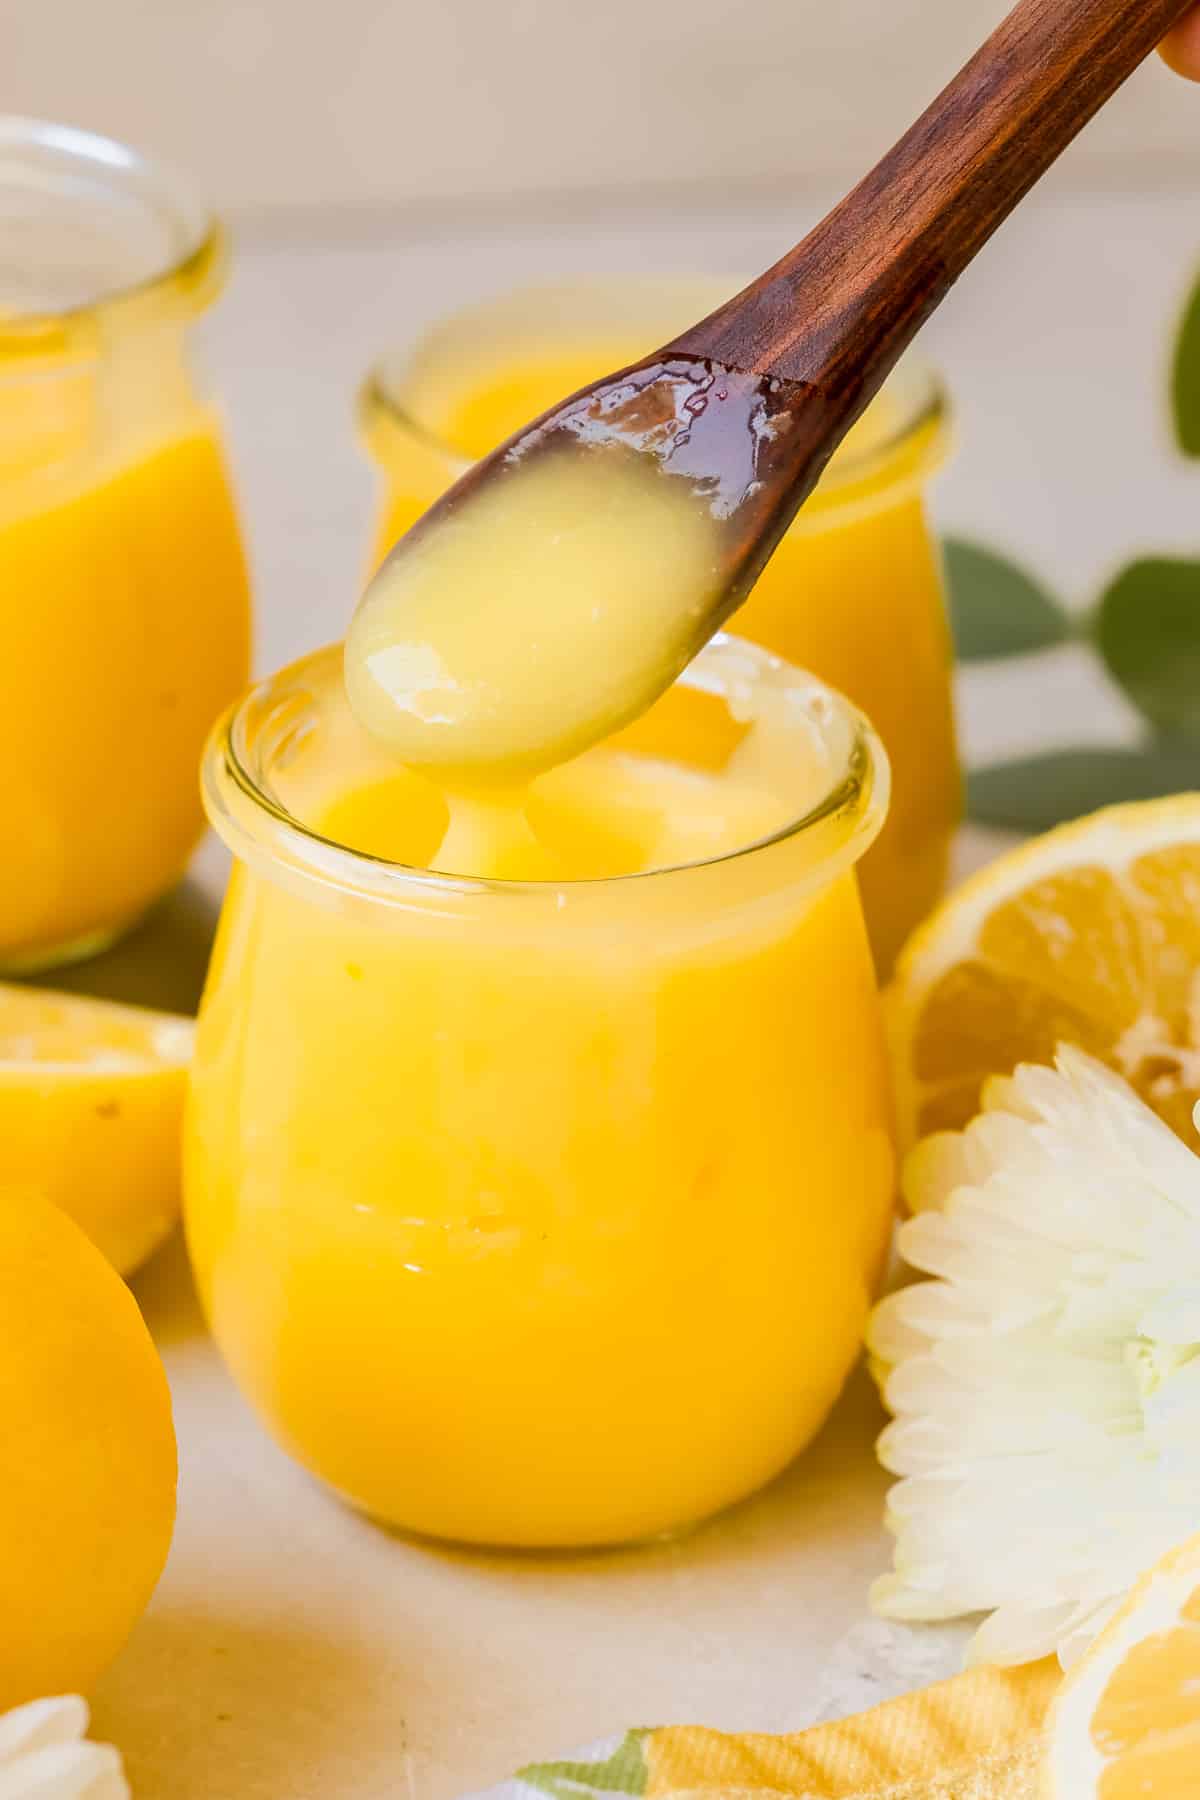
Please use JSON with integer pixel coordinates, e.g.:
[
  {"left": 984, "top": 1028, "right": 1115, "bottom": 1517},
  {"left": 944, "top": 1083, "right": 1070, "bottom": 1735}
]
[
  {"left": 186, "top": 638, "right": 895, "bottom": 1546},
  {"left": 0, "top": 119, "right": 251, "bottom": 971},
  {"left": 0, "top": 408, "right": 250, "bottom": 967},
  {"left": 360, "top": 280, "right": 958, "bottom": 971}
]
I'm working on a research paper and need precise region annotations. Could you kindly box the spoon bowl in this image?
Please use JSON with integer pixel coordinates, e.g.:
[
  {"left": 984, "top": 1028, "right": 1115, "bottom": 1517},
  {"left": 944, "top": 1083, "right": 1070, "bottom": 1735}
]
[{"left": 345, "top": 353, "right": 821, "bottom": 777}]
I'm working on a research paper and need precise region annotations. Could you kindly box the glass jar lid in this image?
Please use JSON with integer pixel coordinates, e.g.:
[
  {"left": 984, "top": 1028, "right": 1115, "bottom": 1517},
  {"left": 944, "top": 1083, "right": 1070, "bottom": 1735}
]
[{"left": 0, "top": 116, "right": 224, "bottom": 360}]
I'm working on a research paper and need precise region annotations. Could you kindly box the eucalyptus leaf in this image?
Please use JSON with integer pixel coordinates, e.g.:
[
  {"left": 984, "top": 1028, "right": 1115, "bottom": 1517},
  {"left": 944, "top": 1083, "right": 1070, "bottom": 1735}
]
[
  {"left": 968, "top": 745, "right": 1200, "bottom": 834},
  {"left": 1094, "top": 557, "right": 1200, "bottom": 739},
  {"left": 942, "top": 538, "right": 1070, "bottom": 662},
  {"left": 1171, "top": 267, "right": 1200, "bottom": 457}
]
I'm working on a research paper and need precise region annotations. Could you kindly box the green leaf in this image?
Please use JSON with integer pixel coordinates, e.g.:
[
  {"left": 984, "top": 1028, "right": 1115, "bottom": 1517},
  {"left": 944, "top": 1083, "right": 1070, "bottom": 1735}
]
[
  {"left": 942, "top": 538, "right": 1071, "bottom": 662},
  {"left": 968, "top": 744, "right": 1200, "bottom": 833},
  {"left": 1171, "top": 267, "right": 1200, "bottom": 457},
  {"left": 1094, "top": 557, "right": 1200, "bottom": 739},
  {"left": 519, "top": 1732, "right": 649, "bottom": 1800}
]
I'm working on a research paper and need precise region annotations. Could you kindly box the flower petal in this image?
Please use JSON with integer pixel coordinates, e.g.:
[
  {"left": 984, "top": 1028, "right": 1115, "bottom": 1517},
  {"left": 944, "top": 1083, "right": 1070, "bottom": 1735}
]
[
  {"left": 0, "top": 1745, "right": 127, "bottom": 1800},
  {"left": 871, "top": 1044, "right": 1200, "bottom": 1668},
  {"left": 0, "top": 1704, "right": 87, "bottom": 1768}
]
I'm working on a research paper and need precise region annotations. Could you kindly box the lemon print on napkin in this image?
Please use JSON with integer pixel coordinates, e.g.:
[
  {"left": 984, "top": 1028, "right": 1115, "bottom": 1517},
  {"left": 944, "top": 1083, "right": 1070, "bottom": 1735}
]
[
  {"left": 1045, "top": 1529, "right": 1200, "bottom": 1798},
  {"left": 518, "top": 1661, "right": 1059, "bottom": 1800}
]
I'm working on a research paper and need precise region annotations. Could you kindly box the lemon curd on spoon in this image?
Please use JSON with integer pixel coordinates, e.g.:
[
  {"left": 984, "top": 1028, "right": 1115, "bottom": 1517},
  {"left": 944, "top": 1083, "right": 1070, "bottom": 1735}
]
[
  {"left": 346, "top": 448, "right": 727, "bottom": 782},
  {"left": 359, "top": 282, "right": 956, "bottom": 971},
  {"left": 344, "top": 333, "right": 817, "bottom": 785}
]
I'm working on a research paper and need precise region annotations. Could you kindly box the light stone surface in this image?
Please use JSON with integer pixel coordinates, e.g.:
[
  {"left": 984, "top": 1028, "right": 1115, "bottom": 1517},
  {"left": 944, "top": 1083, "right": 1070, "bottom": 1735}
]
[{"left": 81, "top": 181, "right": 1194, "bottom": 1797}]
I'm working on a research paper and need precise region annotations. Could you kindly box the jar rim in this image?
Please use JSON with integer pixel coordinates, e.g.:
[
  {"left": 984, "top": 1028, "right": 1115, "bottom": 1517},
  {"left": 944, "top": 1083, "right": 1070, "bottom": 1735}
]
[
  {"left": 360, "top": 275, "right": 950, "bottom": 507},
  {"left": 0, "top": 116, "right": 224, "bottom": 360},
  {"left": 203, "top": 635, "right": 890, "bottom": 912}
]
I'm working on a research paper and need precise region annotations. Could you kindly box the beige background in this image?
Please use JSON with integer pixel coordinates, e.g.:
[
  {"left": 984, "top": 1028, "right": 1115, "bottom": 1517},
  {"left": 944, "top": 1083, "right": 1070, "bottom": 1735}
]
[{"left": 8, "top": 0, "right": 1199, "bottom": 219}]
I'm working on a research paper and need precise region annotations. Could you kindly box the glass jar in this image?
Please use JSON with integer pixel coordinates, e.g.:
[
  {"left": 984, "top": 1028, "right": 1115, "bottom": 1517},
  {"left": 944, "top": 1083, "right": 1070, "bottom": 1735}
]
[
  {"left": 0, "top": 118, "right": 251, "bottom": 972},
  {"left": 185, "top": 636, "right": 895, "bottom": 1548},
  {"left": 359, "top": 278, "right": 958, "bottom": 974}
]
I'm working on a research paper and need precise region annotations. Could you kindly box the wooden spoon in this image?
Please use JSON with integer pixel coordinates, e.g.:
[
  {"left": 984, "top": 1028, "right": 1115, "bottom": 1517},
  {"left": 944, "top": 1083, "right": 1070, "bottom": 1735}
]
[{"left": 350, "top": 0, "right": 1193, "bottom": 776}]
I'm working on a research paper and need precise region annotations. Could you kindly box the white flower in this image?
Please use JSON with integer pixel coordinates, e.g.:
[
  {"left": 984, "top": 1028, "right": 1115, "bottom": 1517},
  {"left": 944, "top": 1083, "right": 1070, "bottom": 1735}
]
[
  {"left": 867, "top": 1044, "right": 1200, "bottom": 1670},
  {"left": 0, "top": 1698, "right": 128, "bottom": 1799}
]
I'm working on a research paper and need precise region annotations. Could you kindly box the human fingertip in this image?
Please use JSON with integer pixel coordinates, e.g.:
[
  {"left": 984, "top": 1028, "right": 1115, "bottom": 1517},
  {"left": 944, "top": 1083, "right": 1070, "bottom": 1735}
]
[{"left": 1160, "top": 13, "right": 1200, "bottom": 80}]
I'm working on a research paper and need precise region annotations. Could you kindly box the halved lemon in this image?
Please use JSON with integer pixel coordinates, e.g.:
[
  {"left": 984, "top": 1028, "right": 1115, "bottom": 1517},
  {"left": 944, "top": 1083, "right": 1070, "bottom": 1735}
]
[
  {"left": 888, "top": 796, "right": 1200, "bottom": 1149},
  {"left": 0, "top": 984, "right": 194, "bottom": 1275},
  {"left": 1043, "top": 1531, "right": 1200, "bottom": 1797}
]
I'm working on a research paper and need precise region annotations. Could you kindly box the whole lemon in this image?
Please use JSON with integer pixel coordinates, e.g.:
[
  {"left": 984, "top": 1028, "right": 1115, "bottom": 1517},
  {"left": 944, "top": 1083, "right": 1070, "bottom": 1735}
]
[{"left": 0, "top": 1187, "right": 177, "bottom": 1707}]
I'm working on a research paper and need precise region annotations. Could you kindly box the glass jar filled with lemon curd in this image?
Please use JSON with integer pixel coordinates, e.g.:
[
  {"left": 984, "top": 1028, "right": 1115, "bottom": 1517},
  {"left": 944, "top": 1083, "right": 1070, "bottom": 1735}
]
[
  {"left": 185, "top": 635, "right": 895, "bottom": 1548},
  {"left": 359, "top": 279, "right": 957, "bottom": 975},
  {"left": 0, "top": 119, "right": 251, "bottom": 971}
]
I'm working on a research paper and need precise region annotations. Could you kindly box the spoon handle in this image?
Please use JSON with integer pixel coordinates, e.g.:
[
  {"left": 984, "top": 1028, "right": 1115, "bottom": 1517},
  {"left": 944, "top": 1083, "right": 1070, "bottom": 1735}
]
[{"left": 669, "top": 0, "right": 1192, "bottom": 403}]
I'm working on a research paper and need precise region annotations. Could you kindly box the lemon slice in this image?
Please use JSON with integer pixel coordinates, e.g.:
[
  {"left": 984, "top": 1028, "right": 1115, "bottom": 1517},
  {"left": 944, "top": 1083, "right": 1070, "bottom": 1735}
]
[
  {"left": 0, "top": 983, "right": 194, "bottom": 1275},
  {"left": 1044, "top": 1531, "right": 1200, "bottom": 1797},
  {"left": 887, "top": 796, "right": 1200, "bottom": 1149}
]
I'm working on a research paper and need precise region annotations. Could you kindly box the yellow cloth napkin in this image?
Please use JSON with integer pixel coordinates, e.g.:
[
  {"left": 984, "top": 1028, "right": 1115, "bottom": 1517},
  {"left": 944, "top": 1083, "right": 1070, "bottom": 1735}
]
[
  {"left": 514, "top": 1660, "right": 1060, "bottom": 1800},
  {"left": 644, "top": 1661, "right": 1059, "bottom": 1798}
]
